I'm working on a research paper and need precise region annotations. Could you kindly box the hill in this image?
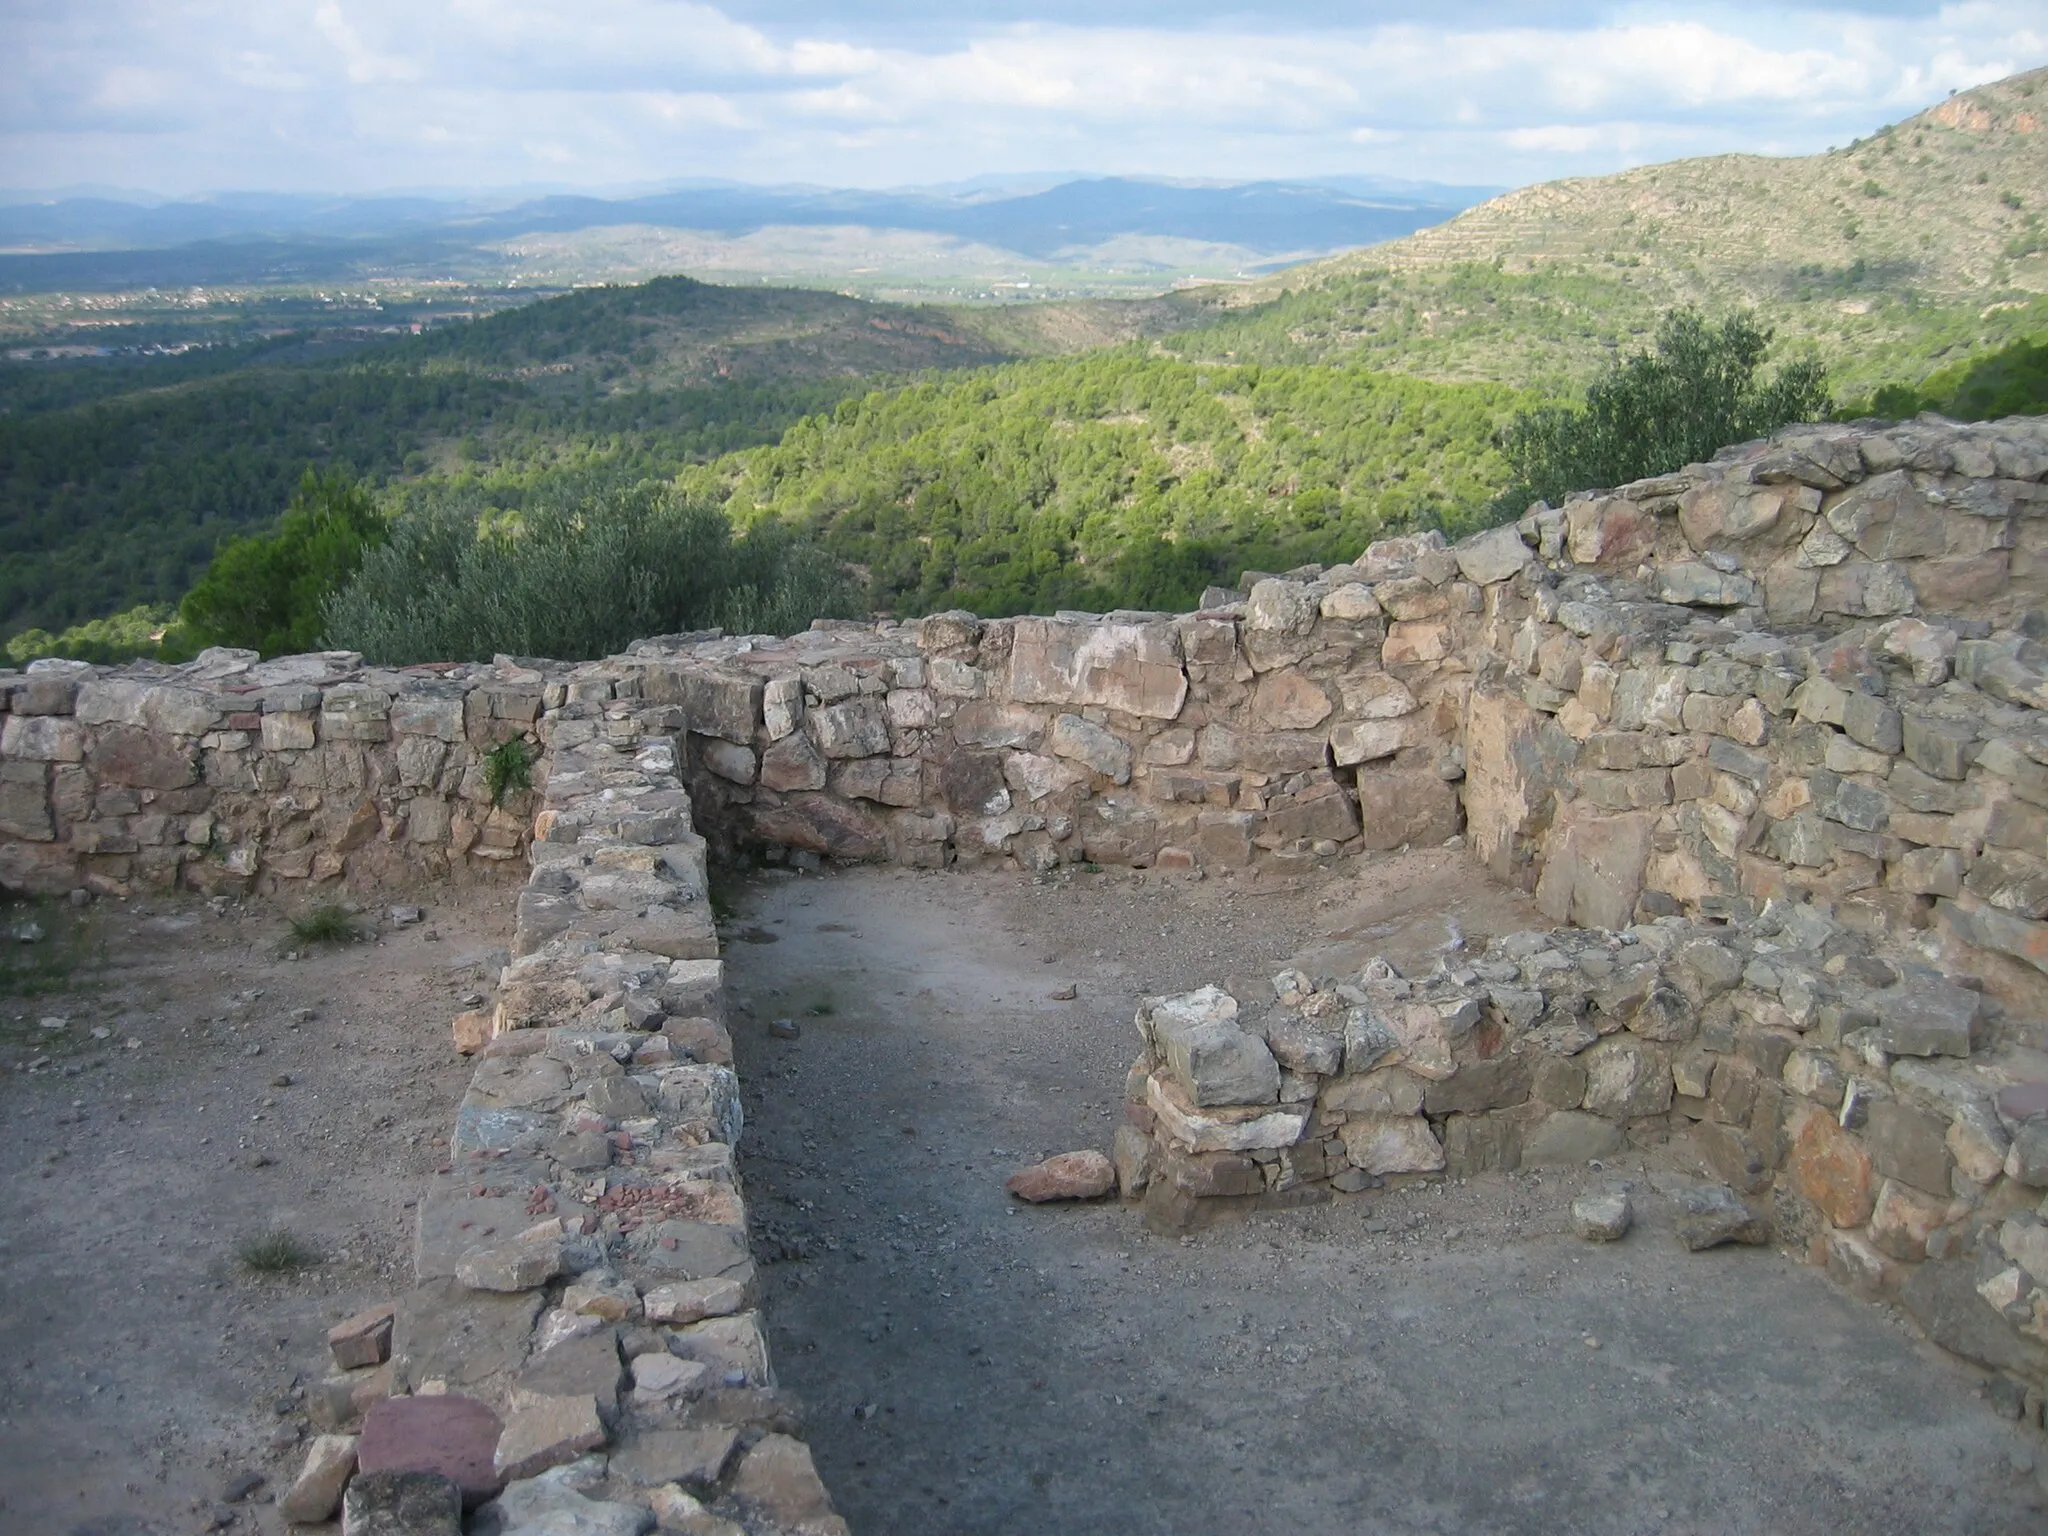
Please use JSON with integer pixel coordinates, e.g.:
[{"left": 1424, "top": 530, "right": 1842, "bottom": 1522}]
[
  {"left": 675, "top": 351, "right": 1520, "bottom": 618},
  {"left": 1164, "top": 67, "right": 2048, "bottom": 397},
  {"left": 0, "top": 277, "right": 1010, "bottom": 639}
]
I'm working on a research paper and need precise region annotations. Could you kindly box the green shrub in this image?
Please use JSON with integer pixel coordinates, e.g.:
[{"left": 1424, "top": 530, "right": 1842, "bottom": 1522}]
[
  {"left": 323, "top": 478, "right": 863, "bottom": 663},
  {"left": 484, "top": 738, "right": 533, "bottom": 807},
  {"left": 1495, "top": 309, "right": 1831, "bottom": 513},
  {"left": 180, "top": 469, "right": 386, "bottom": 657}
]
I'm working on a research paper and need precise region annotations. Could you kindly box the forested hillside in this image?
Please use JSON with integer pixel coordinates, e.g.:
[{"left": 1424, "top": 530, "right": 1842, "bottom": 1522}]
[
  {"left": 0, "top": 277, "right": 1008, "bottom": 638},
  {"left": 677, "top": 352, "right": 1521, "bottom": 617}
]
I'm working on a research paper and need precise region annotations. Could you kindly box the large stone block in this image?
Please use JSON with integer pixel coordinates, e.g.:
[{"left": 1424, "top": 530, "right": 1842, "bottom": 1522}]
[
  {"left": 1048, "top": 714, "right": 1134, "bottom": 784},
  {"left": 1578, "top": 1036, "right": 1673, "bottom": 1119},
  {"left": 1354, "top": 762, "right": 1461, "bottom": 851},
  {"left": 759, "top": 732, "right": 827, "bottom": 793},
  {"left": 1871, "top": 978, "right": 1979, "bottom": 1057},
  {"left": 1453, "top": 523, "right": 1534, "bottom": 585},
  {"left": 1338, "top": 1114, "right": 1446, "bottom": 1175},
  {"left": 1861, "top": 1099, "right": 1954, "bottom": 1198},
  {"left": 1008, "top": 617, "right": 1188, "bottom": 719},
  {"left": 1153, "top": 1010, "right": 1280, "bottom": 1107},
  {"left": 1, "top": 713, "right": 84, "bottom": 762},
  {"left": 806, "top": 697, "right": 891, "bottom": 759},
  {"left": 1534, "top": 808, "right": 1652, "bottom": 932},
  {"left": 1252, "top": 669, "right": 1333, "bottom": 731},
  {"left": 74, "top": 677, "right": 222, "bottom": 737},
  {"left": 1787, "top": 1110, "right": 1875, "bottom": 1227},
  {"left": 747, "top": 794, "right": 887, "bottom": 860}
]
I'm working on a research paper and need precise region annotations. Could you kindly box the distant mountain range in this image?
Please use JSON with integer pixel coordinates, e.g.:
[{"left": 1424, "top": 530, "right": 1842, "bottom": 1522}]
[{"left": 0, "top": 176, "right": 1502, "bottom": 293}]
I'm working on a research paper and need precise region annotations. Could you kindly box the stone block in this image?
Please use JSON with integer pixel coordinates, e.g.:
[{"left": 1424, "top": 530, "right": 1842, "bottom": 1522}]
[
  {"left": 1871, "top": 979, "right": 1978, "bottom": 1058},
  {"left": 1572, "top": 1185, "right": 1634, "bottom": 1241},
  {"left": 1967, "top": 849, "right": 2048, "bottom": 920},
  {"left": 1048, "top": 714, "right": 1134, "bottom": 784},
  {"left": 329, "top": 1302, "right": 397, "bottom": 1369},
  {"left": 1252, "top": 668, "right": 1333, "bottom": 730},
  {"left": 1902, "top": 714, "right": 1977, "bottom": 780},
  {"left": 1008, "top": 617, "right": 1188, "bottom": 719},
  {"left": 278, "top": 1434, "right": 358, "bottom": 1524},
  {"left": 612, "top": 1427, "right": 742, "bottom": 1491},
  {"left": 1421, "top": 1055, "right": 1532, "bottom": 1115},
  {"left": 1534, "top": 809, "right": 1653, "bottom": 932},
  {"left": 1580, "top": 1036, "right": 1673, "bottom": 1119},
  {"left": 493, "top": 1393, "right": 606, "bottom": 1482},
  {"left": 1007, "top": 1150, "right": 1117, "bottom": 1202},
  {"left": 1, "top": 713, "right": 84, "bottom": 762},
  {"left": 1521, "top": 1110, "right": 1624, "bottom": 1166},
  {"left": 341, "top": 1471, "right": 463, "bottom": 1536},
  {"left": 1330, "top": 718, "right": 1408, "bottom": 765},
  {"left": 1787, "top": 1111, "right": 1874, "bottom": 1227},
  {"left": 1868, "top": 1178, "right": 1951, "bottom": 1262},
  {"left": 1338, "top": 1114, "right": 1446, "bottom": 1175},
  {"left": 806, "top": 697, "right": 890, "bottom": 759},
  {"left": 1672, "top": 1183, "right": 1768, "bottom": 1250},
  {"left": 1353, "top": 762, "right": 1461, "bottom": 850},
  {"left": 728, "top": 1434, "right": 850, "bottom": 1536},
  {"left": 1454, "top": 524, "right": 1534, "bottom": 585},
  {"left": 357, "top": 1394, "right": 504, "bottom": 1507},
  {"left": 1841, "top": 692, "right": 1903, "bottom": 755},
  {"left": 1862, "top": 1099, "right": 1954, "bottom": 1197}
]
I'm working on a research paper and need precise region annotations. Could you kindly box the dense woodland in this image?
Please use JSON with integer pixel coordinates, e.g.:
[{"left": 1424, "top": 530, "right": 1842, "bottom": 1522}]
[
  {"left": 2, "top": 260, "right": 2046, "bottom": 665},
  {"left": 679, "top": 352, "right": 1520, "bottom": 616}
]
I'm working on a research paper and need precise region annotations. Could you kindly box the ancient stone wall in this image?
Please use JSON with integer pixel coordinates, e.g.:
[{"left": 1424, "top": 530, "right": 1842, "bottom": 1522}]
[
  {"left": 7, "top": 410, "right": 2048, "bottom": 1492},
  {"left": 0, "top": 649, "right": 561, "bottom": 897}
]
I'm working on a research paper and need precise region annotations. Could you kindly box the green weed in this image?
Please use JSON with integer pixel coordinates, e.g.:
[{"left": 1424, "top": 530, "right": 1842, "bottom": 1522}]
[
  {"left": 484, "top": 737, "right": 533, "bottom": 807},
  {"left": 286, "top": 903, "right": 361, "bottom": 946},
  {"left": 236, "top": 1229, "right": 319, "bottom": 1275}
]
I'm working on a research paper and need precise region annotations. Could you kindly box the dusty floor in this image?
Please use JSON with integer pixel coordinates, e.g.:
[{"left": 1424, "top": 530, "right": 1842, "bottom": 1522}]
[
  {"left": 0, "top": 880, "right": 521, "bottom": 1536},
  {"left": 727, "top": 851, "right": 2048, "bottom": 1536},
  {"left": 5, "top": 848, "right": 2046, "bottom": 1536}
]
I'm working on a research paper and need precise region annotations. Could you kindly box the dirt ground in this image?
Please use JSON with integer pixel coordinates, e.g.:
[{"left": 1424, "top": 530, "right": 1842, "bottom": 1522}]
[
  {"left": 725, "top": 850, "right": 2048, "bottom": 1536},
  {"left": 0, "top": 879, "right": 522, "bottom": 1536},
  {"left": 5, "top": 846, "right": 2046, "bottom": 1536}
]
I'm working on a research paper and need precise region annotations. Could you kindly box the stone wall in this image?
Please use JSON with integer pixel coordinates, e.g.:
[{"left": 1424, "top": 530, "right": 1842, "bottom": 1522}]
[{"left": 0, "top": 649, "right": 561, "bottom": 897}]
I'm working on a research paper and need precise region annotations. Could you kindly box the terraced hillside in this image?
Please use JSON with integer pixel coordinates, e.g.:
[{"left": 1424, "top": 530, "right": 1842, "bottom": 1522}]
[{"left": 1170, "top": 67, "right": 2048, "bottom": 397}]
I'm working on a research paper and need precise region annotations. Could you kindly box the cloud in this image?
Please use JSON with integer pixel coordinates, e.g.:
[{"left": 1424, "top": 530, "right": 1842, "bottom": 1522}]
[{"left": 0, "top": 1, "right": 2043, "bottom": 193}]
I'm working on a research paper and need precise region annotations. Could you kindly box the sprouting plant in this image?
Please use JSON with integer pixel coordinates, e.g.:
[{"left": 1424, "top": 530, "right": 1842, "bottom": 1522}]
[{"left": 484, "top": 737, "right": 533, "bottom": 808}]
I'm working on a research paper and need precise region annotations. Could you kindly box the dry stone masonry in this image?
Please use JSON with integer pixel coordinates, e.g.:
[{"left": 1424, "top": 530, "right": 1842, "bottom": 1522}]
[{"left": 8, "top": 411, "right": 2048, "bottom": 1507}]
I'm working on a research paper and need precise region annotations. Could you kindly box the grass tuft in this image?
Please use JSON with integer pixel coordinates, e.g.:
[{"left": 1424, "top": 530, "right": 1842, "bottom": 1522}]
[
  {"left": 286, "top": 903, "right": 361, "bottom": 946},
  {"left": 236, "top": 1228, "right": 318, "bottom": 1275}
]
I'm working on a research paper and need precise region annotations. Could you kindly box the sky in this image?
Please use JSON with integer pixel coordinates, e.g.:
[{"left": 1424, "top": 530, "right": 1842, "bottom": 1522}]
[{"left": 2, "top": 2, "right": 2046, "bottom": 198}]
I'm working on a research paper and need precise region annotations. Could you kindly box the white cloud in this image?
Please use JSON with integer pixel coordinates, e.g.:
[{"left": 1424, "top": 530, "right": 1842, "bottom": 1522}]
[{"left": 0, "top": 2, "right": 2044, "bottom": 192}]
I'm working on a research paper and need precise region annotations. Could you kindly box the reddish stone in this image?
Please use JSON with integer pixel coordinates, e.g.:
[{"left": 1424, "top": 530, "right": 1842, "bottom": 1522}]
[
  {"left": 1006, "top": 1150, "right": 1117, "bottom": 1203},
  {"left": 1787, "top": 1112, "right": 1875, "bottom": 1229},
  {"left": 326, "top": 1301, "right": 396, "bottom": 1369},
  {"left": 357, "top": 1394, "right": 503, "bottom": 1508}
]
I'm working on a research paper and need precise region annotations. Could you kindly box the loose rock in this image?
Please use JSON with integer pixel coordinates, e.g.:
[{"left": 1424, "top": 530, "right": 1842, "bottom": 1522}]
[
  {"left": 1572, "top": 1185, "right": 1634, "bottom": 1242},
  {"left": 1673, "top": 1184, "right": 1768, "bottom": 1251},
  {"left": 1006, "top": 1149, "right": 1118, "bottom": 1202}
]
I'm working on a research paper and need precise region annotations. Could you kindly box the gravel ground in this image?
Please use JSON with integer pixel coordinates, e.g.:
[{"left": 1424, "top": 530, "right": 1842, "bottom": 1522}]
[
  {"left": 0, "top": 882, "right": 520, "bottom": 1536},
  {"left": 726, "top": 852, "right": 2048, "bottom": 1536}
]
